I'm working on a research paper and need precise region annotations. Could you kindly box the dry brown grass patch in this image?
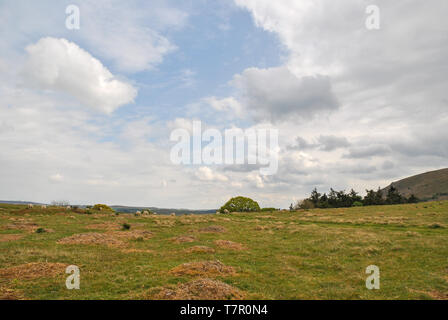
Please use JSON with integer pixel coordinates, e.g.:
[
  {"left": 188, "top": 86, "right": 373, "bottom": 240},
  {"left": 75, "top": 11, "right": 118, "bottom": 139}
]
[
  {"left": 0, "top": 262, "right": 67, "bottom": 280},
  {"left": 121, "top": 248, "right": 154, "bottom": 254},
  {"left": 58, "top": 232, "right": 123, "bottom": 247},
  {"left": 425, "top": 291, "right": 448, "bottom": 300},
  {"left": 58, "top": 230, "right": 153, "bottom": 248},
  {"left": 147, "top": 278, "right": 244, "bottom": 300},
  {"left": 4, "top": 219, "right": 39, "bottom": 232},
  {"left": 85, "top": 222, "right": 121, "bottom": 231},
  {"left": 154, "top": 219, "right": 176, "bottom": 227},
  {"left": 185, "top": 246, "right": 215, "bottom": 254},
  {"left": 214, "top": 240, "right": 246, "bottom": 251},
  {"left": 0, "top": 286, "right": 24, "bottom": 300},
  {"left": 170, "top": 260, "right": 236, "bottom": 277},
  {"left": 171, "top": 235, "right": 196, "bottom": 243},
  {"left": 0, "top": 234, "right": 24, "bottom": 242},
  {"left": 115, "top": 230, "right": 154, "bottom": 240},
  {"left": 410, "top": 288, "right": 448, "bottom": 300}
]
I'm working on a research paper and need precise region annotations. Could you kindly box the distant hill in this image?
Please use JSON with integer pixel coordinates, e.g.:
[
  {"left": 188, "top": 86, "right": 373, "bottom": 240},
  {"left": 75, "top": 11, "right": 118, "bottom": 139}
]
[
  {"left": 0, "top": 201, "right": 216, "bottom": 215},
  {"left": 0, "top": 200, "right": 45, "bottom": 205},
  {"left": 383, "top": 168, "right": 448, "bottom": 201},
  {"left": 109, "top": 206, "right": 216, "bottom": 215}
]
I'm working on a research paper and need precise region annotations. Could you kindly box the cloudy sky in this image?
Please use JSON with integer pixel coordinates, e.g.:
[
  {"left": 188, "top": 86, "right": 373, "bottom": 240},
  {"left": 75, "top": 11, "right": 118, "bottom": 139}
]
[{"left": 0, "top": 0, "right": 447, "bottom": 209}]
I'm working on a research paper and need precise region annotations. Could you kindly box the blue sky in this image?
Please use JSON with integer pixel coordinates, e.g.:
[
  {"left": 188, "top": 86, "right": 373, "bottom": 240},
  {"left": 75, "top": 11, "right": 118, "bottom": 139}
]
[{"left": 1, "top": 0, "right": 447, "bottom": 208}]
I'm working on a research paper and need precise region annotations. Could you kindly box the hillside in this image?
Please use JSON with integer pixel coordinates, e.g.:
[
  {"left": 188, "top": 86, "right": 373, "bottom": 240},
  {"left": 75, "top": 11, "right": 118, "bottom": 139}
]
[
  {"left": 383, "top": 168, "right": 448, "bottom": 201},
  {"left": 110, "top": 206, "right": 216, "bottom": 215},
  {"left": 0, "top": 201, "right": 215, "bottom": 215}
]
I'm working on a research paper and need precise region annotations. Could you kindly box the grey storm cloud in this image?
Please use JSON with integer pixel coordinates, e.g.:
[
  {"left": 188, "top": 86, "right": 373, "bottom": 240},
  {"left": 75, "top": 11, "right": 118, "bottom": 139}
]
[
  {"left": 223, "top": 164, "right": 261, "bottom": 173},
  {"left": 343, "top": 145, "right": 391, "bottom": 159},
  {"left": 286, "top": 137, "right": 315, "bottom": 151},
  {"left": 382, "top": 161, "right": 395, "bottom": 170},
  {"left": 287, "top": 135, "right": 350, "bottom": 152},
  {"left": 317, "top": 135, "right": 350, "bottom": 151},
  {"left": 338, "top": 165, "right": 377, "bottom": 175},
  {"left": 391, "top": 135, "right": 448, "bottom": 159},
  {"left": 233, "top": 66, "right": 339, "bottom": 123}
]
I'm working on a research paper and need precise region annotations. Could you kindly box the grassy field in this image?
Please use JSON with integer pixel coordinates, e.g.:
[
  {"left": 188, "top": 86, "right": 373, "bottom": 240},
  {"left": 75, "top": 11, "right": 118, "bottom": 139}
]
[{"left": 0, "top": 201, "right": 447, "bottom": 300}]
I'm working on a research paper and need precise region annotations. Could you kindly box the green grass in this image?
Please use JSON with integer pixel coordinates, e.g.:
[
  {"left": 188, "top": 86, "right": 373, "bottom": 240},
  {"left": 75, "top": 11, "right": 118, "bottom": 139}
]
[{"left": 0, "top": 202, "right": 447, "bottom": 300}]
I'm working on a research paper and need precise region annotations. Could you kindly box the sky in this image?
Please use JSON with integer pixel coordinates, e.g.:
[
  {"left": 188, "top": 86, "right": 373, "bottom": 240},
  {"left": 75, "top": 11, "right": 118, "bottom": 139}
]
[{"left": 0, "top": 0, "right": 447, "bottom": 209}]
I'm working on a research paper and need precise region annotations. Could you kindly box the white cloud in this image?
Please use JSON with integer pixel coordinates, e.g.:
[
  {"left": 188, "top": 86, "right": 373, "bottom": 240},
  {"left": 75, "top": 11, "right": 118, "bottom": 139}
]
[
  {"left": 195, "top": 167, "right": 229, "bottom": 182},
  {"left": 229, "top": 0, "right": 448, "bottom": 202},
  {"left": 246, "top": 172, "right": 264, "bottom": 188},
  {"left": 232, "top": 66, "right": 338, "bottom": 122},
  {"left": 0, "top": 87, "right": 197, "bottom": 207},
  {"left": 0, "top": 1, "right": 187, "bottom": 74},
  {"left": 49, "top": 173, "right": 64, "bottom": 183},
  {"left": 203, "top": 96, "right": 244, "bottom": 118},
  {"left": 1, "top": 0, "right": 447, "bottom": 210},
  {"left": 78, "top": 0, "right": 186, "bottom": 73},
  {"left": 167, "top": 118, "right": 195, "bottom": 132},
  {"left": 22, "top": 37, "right": 137, "bottom": 114}
]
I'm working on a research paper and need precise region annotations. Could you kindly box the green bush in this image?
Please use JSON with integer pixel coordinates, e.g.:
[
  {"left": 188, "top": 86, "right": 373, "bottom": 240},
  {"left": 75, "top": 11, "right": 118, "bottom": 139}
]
[
  {"left": 352, "top": 201, "right": 364, "bottom": 207},
  {"left": 35, "top": 228, "right": 46, "bottom": 233},
  {"left": 122, "top": 223, "right": 131, "bottom": 230},
  {"left": 261, "top": 207, "right": 278, "bottom": 212},
  {"left": 92, "top": 204, "right": 114, "bottom": 212},
  {"left": 219, "top": 196, "right": 260, "bottom": 213}
]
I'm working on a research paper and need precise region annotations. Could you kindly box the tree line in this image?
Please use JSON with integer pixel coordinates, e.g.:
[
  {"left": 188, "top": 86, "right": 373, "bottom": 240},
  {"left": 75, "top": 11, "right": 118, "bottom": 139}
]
[{"left": 291, "top": 186, "right": 419, "bottom": 210}]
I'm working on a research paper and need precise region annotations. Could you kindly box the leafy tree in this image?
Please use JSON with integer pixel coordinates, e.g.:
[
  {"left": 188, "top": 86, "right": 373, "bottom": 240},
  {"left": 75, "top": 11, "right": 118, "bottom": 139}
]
[
  {"left": 363, "top": 188, "right": 384, "bottom": 206},
  {"left": 219, "top": 196, "right": 261, "bottom": 213},
  {"left": 317, "top": 193, "right": 329, "bottom": 208},
  {"left": 310, "top": 188, "right": 321, "bottom": 206},
  {"left": 374, "top": 187, "right": 384, "bottom": 205},
  {"left": 407, "top": 194, "right": 419, "bottom": 204},
  {"left": 349, "top": 189, "right": 363, "bottom": 204},
  {"left": 336, "top": 190, "right": 352, "bottom": 207},
  {"left": 298, "top": 185, "right": 415, "bottom": 210},
  {"left": 363, "top": 189, "right": 376, "bottom": 206},
  {"left": 328, "top": 188, "right": 338, "bottom": 207},
  {"left": 386, "top": 186, "right": 404, "bottom": 205}
]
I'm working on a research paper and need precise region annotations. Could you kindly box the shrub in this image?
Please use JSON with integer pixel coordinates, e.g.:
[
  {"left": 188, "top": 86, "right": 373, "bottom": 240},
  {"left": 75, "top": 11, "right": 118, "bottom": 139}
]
[
  {"left": 428, "top": 223, "right": 444, "bottom": 229},
  {"left": 298, "top": 199, "right": 315, "bottom": 210},
  {"left": 92, "top": 204, "right": 114, "bottom": 212},
  {"left": 261, "top": 207, "right": 277, "bottom": 212},
  {"left": 352, "top": 201, "right": 364, "bottom": 207},
  {"left": 122, "top": 223, "right": 131, "bottom": 230},
  {"left": 219, "top": 196, "right": 260, "bottom": 213},
  {"left": 35, "top": 228, "right": 46, "bottom": 234}
]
